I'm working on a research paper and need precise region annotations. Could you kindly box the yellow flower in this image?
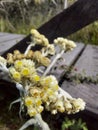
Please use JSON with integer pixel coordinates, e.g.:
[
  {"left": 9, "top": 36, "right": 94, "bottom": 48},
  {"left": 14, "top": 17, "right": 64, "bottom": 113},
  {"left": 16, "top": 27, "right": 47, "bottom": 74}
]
[
  {"left": 21, "top": 67, "right": 30, "bottom": 77},
  {"left": 52, "top": 99, "right": 65, "bottom": 113},
  {"left": 52, "top": 85, "right": 59, "bottom": 91},
  {"left": 42, "top": 94, "right": 48, "bottom": 102},
  {"left": 30, "top": 87, "right": 41, "bottom": 97},
  {"left": 25, "top": 96, "right": 33, "bottom": 107},
  {"left": 64, "top": 100, "right": 72, "bottom": 113},
  {"left": 12, "top": 71, "right": 21, "bottom": 82},
  {"left": 47, "top": 89, "right": 54, "bottom": 96},
  {"left": 35, "top": 98, "right": 42, "bottom": 106},
  {"left": 14, "top": 60, "right": 23, "bottom": 69},
  {"left": 31, "top": 29, "right": 40, "bottom": 36},
  {"left": 7, "top": 53, "right": 13, "bottom": 64},
  {"left": 37, "top": 106, "right": 44, "bottom": 113},
  {"left": 28, "top": 108, "right": 37, "bottom": 117},
  {"left": 31, "top": 74, "right": 40, "bottom": 82},
  {"left": 66, "top": 41, "right": 76, "bottom": 51},
  {"left": 54, "top": 37, "right": 76, "bottom": 51},
  {"left": 72, "top": 98, "right": 86, "bottom": 111}
]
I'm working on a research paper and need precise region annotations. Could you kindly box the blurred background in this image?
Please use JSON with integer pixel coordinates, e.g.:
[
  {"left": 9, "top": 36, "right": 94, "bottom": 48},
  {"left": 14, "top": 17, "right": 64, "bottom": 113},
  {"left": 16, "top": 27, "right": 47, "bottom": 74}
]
[{"left": 0, "top": 0, "right": 98, "bottom": 45}]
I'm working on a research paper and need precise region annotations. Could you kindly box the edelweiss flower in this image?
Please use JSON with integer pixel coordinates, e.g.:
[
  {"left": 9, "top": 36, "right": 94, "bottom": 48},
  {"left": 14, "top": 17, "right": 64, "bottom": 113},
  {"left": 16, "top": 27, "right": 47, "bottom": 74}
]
[
  {"left": 31, "top": 29, "right": 49, "bottom": 47},
  {"left": 25, "top": 96, "right": 33, "bottom": 106},
  {"left": 21, "top": 67, "right": 30, "bottom": 77},
  {"left": 71, "top": 98, "right": 86, "bottom": 112},
  {"left": 54, "top": 37, "right": 76, "bottom": 51},
  {"left": 0, "top": 56, "right": 7, "bottom": 65},
  {"left": 12, "top": 71, "right": 21, "bottom": 82},
  {"left": 27, "top": 107, "right": 37, "bottom": 117},
  {"left": 33, "top": 51, "right": 50, "bottom": 66},
  {"left": 41, "top": 44, "right": 55, "bottom": 56}
]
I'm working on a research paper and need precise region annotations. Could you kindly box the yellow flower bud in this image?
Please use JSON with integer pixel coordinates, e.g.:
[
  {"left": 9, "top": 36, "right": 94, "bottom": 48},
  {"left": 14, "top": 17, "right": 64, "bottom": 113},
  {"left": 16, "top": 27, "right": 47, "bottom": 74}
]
[
  {"left": 28, "top": 108, "right": 37, "bottom": 117},
  {"left": 30, "top": 87, "right": 41, "bottom": 97},
  {"left": 31, "top": 74, "right": 40, "bottom": 82},
  {"left": 25, "top": 96, "right": 33, "bottom": 106},
  {"left": 12, "top": 71, "right": 21, "bottom": 82},
  {"left": 21, "top": 67, "right": 30, "bottom": 77},
  {"left": 14, "top": 60, "right": 23, "bottom": 69},
  {"left": 31, "top": 29, "right": 40, "bottom": 36},
  {"left": 35, "top": 98, "right": 42, "bottom": 106}
]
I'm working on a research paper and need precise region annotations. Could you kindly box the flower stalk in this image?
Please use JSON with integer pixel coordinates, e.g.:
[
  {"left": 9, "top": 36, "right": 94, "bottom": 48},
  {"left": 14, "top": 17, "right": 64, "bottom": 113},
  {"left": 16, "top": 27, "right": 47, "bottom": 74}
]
[{"left": 43, "top": 50, "right": 64, "bottom": 76}]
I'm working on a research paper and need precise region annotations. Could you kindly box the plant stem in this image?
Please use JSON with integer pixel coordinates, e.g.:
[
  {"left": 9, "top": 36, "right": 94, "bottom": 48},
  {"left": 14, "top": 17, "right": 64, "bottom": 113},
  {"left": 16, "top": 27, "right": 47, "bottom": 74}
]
[
  {"left": 24, "top": 44, "right": 33, "bottom": 55},
  {"left": 35, "top": 114, "right": 50, "bottom": 130},
  {"left": 43, "top": 50, "right": 64, "bottom": 76},
  {"left": 19, "top": 114, "right": 50, "bottom": 130}
]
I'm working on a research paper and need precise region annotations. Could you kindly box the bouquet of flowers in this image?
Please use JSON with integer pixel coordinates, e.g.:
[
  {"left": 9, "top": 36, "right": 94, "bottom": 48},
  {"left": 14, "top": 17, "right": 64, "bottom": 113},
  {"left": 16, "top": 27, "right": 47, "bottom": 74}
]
[{"left": 0, "top": 29, "right": 85, "bottom": 130}]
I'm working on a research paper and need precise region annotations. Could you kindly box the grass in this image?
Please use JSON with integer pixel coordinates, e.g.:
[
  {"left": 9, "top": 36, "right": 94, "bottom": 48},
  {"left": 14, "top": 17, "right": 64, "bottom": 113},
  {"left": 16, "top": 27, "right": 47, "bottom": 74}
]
[
  {"left": 67, "top": 22, "right": 98, "bottom": 45},
  {"left": 0, "top": 16, "right": 98, "bottom": 45}
]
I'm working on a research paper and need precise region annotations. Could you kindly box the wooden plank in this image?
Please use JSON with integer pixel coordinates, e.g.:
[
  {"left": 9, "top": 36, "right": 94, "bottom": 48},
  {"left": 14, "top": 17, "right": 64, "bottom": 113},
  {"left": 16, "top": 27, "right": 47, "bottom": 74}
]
[
  {"left": 61, "top": 81, "right": 98, "bottom": 119},
  {"left": 0, "top": 34, "right": 24, "bottom": 43},
  {"left": 0, "top": 32, "right": 9, "bottom": 36},
  {"left": 74, "top": 45, "right": 98, "bottom": 76},
  {"left": 50, "top": 43, "right": 85, "bottom": 80},
  {"left": 0, "top": 36, "right": 25, "bottom": 55},
  {"left": 38, "top": 0, "right": 98, "bottom": 42},
  {"left": 61, "top": 45, "right": 98, "bottom": 119}
]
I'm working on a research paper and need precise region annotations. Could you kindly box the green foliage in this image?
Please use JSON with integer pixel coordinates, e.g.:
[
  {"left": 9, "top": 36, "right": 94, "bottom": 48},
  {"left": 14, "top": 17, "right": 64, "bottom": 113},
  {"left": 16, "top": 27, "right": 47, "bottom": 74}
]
[
  {"left": 68, "top": 22, "right": 98, "bottom": 45},
  {"left": 61, "top": 118, "right": 88, "bottom": 130},
  {"left": 0, "top": 0, "right": 59, "bottom": 34},
  {"left": 0, "top": 0, "right": 98, "bottom": 45}
]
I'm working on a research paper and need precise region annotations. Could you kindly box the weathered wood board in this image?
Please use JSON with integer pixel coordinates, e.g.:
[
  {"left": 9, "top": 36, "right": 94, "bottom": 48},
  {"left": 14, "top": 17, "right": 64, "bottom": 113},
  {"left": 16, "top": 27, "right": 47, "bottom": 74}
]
[
  {"left": 74, "top": 44, "right": 98, "bottom": 76},
  {"left": 61, "top": 44, "right": 98, "bottom": 119},
  {"left": 0, "top": 34, "right": 24, "bottom": 43},
  {"left": 0, "top": 32, "right": 9, "bottom": 36},
  {"left": 0, "top": 37, "right": 25, "bottom": 55},
  {"left": 0, "top": 33, "right": 25, "bottom": 55},
  {"left": 50, "top": 43, "right": 85, "bottom": 80},
  {"left": 61, "top": 82, "right": 98, "bottom": 119},
  {"left": 38, "top": 0, "right": 98, "bottom": 42}
]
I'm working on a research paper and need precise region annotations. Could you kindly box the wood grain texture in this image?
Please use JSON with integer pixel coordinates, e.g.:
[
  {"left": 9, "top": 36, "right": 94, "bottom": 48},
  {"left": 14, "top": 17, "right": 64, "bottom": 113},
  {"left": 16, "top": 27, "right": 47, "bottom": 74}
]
[
  {"left": 61, "top": 45, "right": 98, "bottom": 118},
  {"left": 50, "top": 43, "right": 85, "bottom": 80},
  {"left": 74, "top": 45, "right": 98, "bottom": 76},
  {"left": 0, "top": 34, "right": 24, "bottom": 43},
  {"left": 61, "top": 81, "right": 98, "bottom": 119},
  {"left": 0, "top": 37, "right": 25, "bottom": 55},
  {"left": 0, "top": 32, "right": 9, "bottom": 36}
]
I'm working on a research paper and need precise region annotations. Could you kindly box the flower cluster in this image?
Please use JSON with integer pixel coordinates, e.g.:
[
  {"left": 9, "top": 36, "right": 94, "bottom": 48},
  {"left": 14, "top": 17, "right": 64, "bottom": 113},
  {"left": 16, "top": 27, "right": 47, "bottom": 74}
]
[
  {"left": 0, "top": 29, "right": 85, "bottom": 130},
  {"left": 25, "top": 75, "right": 59, "bottom": 117},
  {"left": 7, "top": 50, "right": 50, "bottom": 67},
  {"left": 46, "top": 97, "right": 85, "bottom": 115},
  {"left": 24, "top": 75, "right": 85, "bottom": 117},
  {"left": 31, "top": 29, "right": 55, "bottom": 56},
  {"left": 31, "top": 29, "right": 49, "bottom": 47},
  {"left": 54, "top": 37, "right": 76, "bottom": 51}
]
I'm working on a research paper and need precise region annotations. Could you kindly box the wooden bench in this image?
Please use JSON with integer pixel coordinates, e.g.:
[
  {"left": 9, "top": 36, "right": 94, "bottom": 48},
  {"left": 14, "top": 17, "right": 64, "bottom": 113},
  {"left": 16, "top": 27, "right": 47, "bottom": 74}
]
[{"left": 0, "top": 32, "right": 98, "bottom": 130}]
